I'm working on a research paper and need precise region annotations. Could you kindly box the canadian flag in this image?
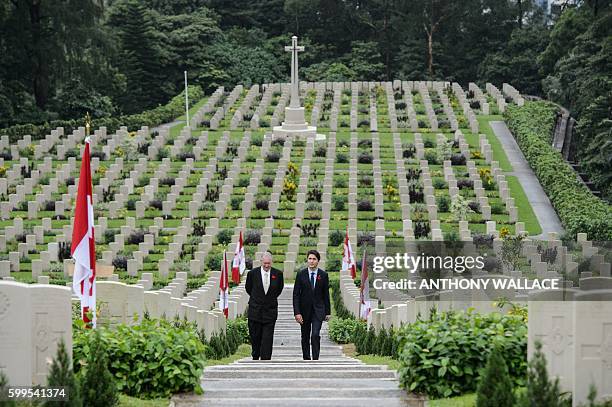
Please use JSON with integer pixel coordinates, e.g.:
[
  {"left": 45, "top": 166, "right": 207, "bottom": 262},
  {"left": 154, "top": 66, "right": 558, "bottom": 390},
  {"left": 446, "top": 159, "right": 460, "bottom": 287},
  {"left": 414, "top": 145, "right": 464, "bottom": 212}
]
[
  {"left": 341, "top": 229, "right": 357, "bottom": 279},
  {"left": 359, "top": 248, "right": 371, "bottom": 320},
  {"left": 219, "top": 251, "right": 229, "bottom": 318},
  {"left": 71, "top": 138, "right": 96, "bottom": 328},
  {"left": 231, "top": 231, "right": 246, "bottom": 284}
]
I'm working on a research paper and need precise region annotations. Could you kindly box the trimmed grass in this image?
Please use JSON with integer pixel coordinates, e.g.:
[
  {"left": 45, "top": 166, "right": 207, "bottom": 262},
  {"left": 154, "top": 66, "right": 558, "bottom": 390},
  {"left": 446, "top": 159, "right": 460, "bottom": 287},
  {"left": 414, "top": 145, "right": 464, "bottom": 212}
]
[
  {"left": 204, "top": 343, "right": 252, "bottom": 367},
  {"left": 477, "top": 116, "right": 513, "bottom": 172},
  {"left": 506, "top": 175, "right": 542, "bottom": 236},
  {"left": 118, "top": 394, "right": 170, "bottom": 407},
  {"left": 341, "top": 344, "right": 401, "bottom": 371},
  {"left": 428, "top": 393, "right": 476, "bottom": 407}
]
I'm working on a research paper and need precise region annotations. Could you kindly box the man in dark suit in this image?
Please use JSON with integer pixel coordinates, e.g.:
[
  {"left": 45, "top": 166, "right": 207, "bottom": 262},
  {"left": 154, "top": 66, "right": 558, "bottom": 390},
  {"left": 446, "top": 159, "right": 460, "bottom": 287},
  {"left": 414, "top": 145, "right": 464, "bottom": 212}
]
[
  {"left": 245, "top": 252, "right": 284, "bottom": 360},
  {"left": 293, "top": 249, "right": 331, "bottom": 360}
]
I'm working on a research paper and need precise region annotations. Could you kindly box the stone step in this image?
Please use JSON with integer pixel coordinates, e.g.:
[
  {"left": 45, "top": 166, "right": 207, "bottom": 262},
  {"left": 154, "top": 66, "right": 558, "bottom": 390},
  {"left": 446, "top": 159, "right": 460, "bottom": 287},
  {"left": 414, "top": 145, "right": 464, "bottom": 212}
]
[
  {"left": 234, "top": 358, "right": 362, "bottom": 364},
  {"left": 199, "top": 378, "right": 399, "bottom": 389},
  {"left": 198, "top": 388, "right": 408, "bottom": 398},
  {"left": 206, "top": 364, "right": 388, "bottom": 371},
  {"left": 203, "top": 369, "right": 396, "bottom": 379},
  {"left": 174, "top": 396, "right": 420, "bottom": 407}
]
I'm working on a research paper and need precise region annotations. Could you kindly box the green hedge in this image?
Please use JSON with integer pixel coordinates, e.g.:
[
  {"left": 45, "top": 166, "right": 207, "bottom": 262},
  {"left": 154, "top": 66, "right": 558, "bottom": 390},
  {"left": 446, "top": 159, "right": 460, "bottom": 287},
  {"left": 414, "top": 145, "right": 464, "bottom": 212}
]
[
  {"left": 73, "top": 317, "right": 206, "bottom": 399},
  {"left": 396, "top": 310, "right": 527, "bottom": 399},
  {"left": 0, "top": 85, "right": 204, "bottom": 142},
  {"left": 505, "top": 101, "right": 612, "bottom": 240}
]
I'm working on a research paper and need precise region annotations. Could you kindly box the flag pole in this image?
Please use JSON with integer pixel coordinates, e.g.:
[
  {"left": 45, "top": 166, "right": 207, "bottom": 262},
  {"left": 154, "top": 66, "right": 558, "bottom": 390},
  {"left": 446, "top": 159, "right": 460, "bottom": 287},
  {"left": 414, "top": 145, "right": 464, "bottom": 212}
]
[{"left": 184, "top": 71, "right": 190, "bottom": 128}]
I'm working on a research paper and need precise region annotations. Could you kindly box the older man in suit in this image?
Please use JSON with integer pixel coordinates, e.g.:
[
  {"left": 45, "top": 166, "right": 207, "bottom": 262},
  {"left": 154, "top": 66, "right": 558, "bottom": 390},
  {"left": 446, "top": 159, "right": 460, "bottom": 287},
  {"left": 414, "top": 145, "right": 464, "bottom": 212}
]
[
  {"left": 293, "top": 249, "right": 331, "bottom": 360},
  {"left": 245, "top": 251, "right": 284, "bottom": 360}
]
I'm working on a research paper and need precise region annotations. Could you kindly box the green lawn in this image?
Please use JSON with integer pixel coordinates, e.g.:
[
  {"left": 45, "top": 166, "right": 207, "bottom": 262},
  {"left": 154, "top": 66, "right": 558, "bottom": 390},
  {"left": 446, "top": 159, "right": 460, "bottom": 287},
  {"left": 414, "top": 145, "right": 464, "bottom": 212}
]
[
  {"left": 118, "top": 394, "right": 169, "bottom": 407},
  {"left": 477, "top": 116, "right": 513, "bottom": 172},
  {"left": 428, "top": 393, "right": 476, "bottom": 407},
  {"left": 204, "top": 343, "right": 252, "bottom": 367},
  {"left": 506, "top": 175, "right": 542, "bottom": 236}
]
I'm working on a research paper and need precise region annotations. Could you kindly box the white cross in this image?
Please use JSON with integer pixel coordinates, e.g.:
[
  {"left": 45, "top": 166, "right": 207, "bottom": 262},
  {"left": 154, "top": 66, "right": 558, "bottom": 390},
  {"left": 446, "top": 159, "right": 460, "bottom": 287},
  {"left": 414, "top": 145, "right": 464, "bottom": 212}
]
[{"left": 284, "top": 36, "right": 304, "bottom": 109}]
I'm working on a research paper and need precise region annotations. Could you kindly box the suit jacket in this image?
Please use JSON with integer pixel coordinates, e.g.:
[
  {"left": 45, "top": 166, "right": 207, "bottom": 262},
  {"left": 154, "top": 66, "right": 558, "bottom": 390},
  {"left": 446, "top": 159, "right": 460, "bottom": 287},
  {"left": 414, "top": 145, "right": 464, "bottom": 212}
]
[
  {"left": 245, "top": 266, "right": 284, "bottom": 323},
  {"left": 293, "top": 268, "right": 331, "bottom": 322}
]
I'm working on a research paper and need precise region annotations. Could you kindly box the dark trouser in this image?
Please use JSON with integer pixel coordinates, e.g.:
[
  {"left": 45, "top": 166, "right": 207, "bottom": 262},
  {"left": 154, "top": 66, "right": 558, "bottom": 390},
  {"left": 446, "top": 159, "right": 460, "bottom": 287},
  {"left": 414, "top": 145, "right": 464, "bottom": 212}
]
[
  {"left": 248, "top": 318, "right": 276, "bottom": 360},
  {"left": 300, "top": 318, "right": 323, "bottom": 360}
]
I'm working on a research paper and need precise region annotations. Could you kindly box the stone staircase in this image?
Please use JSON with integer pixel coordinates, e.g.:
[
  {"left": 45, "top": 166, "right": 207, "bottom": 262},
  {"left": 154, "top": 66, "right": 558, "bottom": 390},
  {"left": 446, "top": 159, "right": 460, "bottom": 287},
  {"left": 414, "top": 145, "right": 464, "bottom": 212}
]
[{"left": 172, "top": 284, "right": 422, "bottom": 406}]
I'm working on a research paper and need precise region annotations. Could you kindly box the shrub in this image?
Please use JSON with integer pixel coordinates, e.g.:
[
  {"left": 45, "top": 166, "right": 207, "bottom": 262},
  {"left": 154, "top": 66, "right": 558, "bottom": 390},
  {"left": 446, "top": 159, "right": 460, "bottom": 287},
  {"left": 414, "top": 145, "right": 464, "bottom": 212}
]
[
  {"left": 159, "top": 177, "right": 175, "bottom": 187},
  {"left": 433, "top": 178, "right": 447, "bottom": 189},
  {"left": 231, "top": 196, "right": 242, "bottom": 210},
  {"left": 262, "top": 176, "right": 274, "bottom": 188},
  {"left": 476, "top": 347, "right": 515, "bottom": 407},
  {"left": 217, "top": 229, "right": 232, "bottom": 245},
  {"left": 73, "top": 318, "right": 205, "bottom": 399},
  {"left": 243, "top": 229, "right": 262, "bottom": 246},
  {"left": 149, "top": 199, "right": 162, "bottom": 210},
  {"left": 76, "top": 329, "right": 119, "bottom": 406},
  {"left": 359, "top": 175, "right": 373, "bottom": 187},
  {"left": 329, "top": 318, "right": 363, "bottom": 344},
  {"left": 424, "top": 150, "right": 438, "bottom": 164},
  {"left": 112, "top": 255, "right": 127, "bottom": 270},
  {"left": 329, "top": 195, "right": 345, "bottom": 212},
  {"left": 255, "top": 199, "right": 269, "bottom": 211},
  {"left": 437, "top": 195, "right": 451, "bottom": 212},
  {"left": 127, "top": 229, "right": 145, "bottom": 245},
  {"left": 505, "top": 102, "right": 612, "bottom": 239},
  {"left": 357, "top": 199, "right": 373, "bottom": 211},
  {"left": 457, "top": 179, "right": 474, "bottom": 190},
  {"left": 47, "top": 339, "right": 82, "bottom": 407},
  {"left": 334, "top": 178, "right": 347, "bottom": 188},
  {"left": 398, "top": 310, "right": 527, "bottom": 398},
  {"left": 336, "top": 152, "right": 348, "bottom": 163},
  {"left": 265, "top": 151, "right": 280, "bottom": 162},
  {"left": 315, "top": 145, "right": 327, "bottom": 157},
  {"left": 329, "top": 230, "right": 344, "bottom": 247},
  {"left": 451, "top": 154, "right": 466, "bottom": 166},
  {"left": 358, "top": 152, "right": 373, "bottom": 164},
  {"left": 250, "top": 135, "right": 263, "bottom": 146},
  {"left": 330, "top": 279, "right": 352, "bottom": 319},
  {"left": 516, "top": 341, "right": 567, "bottom": 407}
]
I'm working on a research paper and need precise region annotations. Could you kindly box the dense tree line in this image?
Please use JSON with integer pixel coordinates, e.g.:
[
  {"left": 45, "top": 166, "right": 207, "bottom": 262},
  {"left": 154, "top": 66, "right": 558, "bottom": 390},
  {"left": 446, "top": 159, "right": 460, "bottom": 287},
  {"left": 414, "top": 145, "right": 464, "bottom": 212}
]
[{"left": 0, "top": 0, "right": 609, "bottom": 198}]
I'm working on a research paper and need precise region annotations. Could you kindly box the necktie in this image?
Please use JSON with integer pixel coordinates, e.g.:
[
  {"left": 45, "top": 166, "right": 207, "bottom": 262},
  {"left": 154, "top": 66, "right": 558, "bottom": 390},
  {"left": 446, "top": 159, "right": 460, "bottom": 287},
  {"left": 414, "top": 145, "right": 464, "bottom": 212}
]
[
  {"left": 310, "top": 271, "right": 315, "bottom": 290},
  {"left": 263, "top": 271, "right": 270, "bottom": 294}
]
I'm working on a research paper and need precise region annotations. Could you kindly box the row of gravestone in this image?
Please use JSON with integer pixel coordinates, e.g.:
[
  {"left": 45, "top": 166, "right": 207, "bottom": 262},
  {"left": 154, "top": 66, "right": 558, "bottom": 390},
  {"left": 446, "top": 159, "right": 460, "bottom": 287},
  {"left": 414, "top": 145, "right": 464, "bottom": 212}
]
[
  {"left": 0, "top": 269, "right": 246, "bottom": 387},
  {"left": 360, "top": 275, "right": 612, "bottom": 407}
]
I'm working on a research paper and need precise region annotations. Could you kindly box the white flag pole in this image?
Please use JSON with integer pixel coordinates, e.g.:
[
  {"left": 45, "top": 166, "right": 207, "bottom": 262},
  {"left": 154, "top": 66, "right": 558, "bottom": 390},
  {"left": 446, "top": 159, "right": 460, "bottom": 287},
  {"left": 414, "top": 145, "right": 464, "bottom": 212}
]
[{"left": 184, "top": 71, "right": 190, "bottom": 127}]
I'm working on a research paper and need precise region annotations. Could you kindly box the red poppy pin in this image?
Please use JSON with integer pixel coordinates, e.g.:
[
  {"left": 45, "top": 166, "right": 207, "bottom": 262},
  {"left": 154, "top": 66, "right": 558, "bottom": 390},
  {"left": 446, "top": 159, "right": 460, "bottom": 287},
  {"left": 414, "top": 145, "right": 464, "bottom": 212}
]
[
  {"left": 317, "top": 275, "right": 322, "bottom": 281},
  {"left": 272, "top": 275, "right": 277, "bottom": 280}
]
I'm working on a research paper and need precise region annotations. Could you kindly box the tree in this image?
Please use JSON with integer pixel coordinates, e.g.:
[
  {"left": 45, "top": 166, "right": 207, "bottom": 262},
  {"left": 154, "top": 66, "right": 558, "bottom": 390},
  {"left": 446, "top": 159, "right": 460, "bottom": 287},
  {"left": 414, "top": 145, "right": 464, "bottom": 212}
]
[
  {"left": 349, "top": 41, "right": 385, "bottom": 80},
  {"left": 108, "top": 0, "right": 168, "bottom": 113},
  {"left": 476, "top": 348, "right": 515, "bottom": 407},
  {"left": 46, "top": 339, "right": 82, "bottom": 407},
  {"left": 79, "top": 330, "right": 119, "bottom": 407},
  {"left": 517, "top": 341, "right": 568, "bottom": 407}
]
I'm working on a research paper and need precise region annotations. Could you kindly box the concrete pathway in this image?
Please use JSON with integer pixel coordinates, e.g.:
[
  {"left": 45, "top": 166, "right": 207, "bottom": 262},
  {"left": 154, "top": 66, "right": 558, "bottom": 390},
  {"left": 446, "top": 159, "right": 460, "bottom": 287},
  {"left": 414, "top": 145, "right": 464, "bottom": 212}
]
[
  {"left": 173, "top": 285, "right": 421, "bottom": 406},
  {"left": 490, "top": 121, "right": 564, "bottom": 239}
]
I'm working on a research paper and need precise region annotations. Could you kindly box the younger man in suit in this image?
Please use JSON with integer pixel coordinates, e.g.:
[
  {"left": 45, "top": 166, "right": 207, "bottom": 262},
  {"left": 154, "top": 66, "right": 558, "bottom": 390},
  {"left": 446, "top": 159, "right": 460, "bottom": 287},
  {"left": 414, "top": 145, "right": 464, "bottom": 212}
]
[
  {"left": 245, "top": 252, "right": 284, "bottom": 360},
  {"left": 292, "top": 249, "right": 331, "bottom": 360}
]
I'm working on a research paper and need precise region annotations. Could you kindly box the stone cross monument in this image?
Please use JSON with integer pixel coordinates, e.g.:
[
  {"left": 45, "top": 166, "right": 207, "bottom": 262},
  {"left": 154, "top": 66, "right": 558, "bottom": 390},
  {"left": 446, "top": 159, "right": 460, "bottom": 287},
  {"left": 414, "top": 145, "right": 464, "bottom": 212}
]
[{"left": 273, "top": 36, "right": 317, "bottom": 139}]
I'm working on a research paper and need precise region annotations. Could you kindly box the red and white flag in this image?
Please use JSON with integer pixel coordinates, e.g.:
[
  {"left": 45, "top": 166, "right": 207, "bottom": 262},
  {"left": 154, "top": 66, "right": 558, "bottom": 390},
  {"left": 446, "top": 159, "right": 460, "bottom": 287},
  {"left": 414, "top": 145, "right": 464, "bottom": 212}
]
[
  {"left": 219, "top": 251, "right": 229, "bottom": 318},
  {"left": 341, "top": 229, "right": 357, "bottom": 279},
  {"left": 71, "top": 138, "right": 96, "bottom": 328},
  {"left": 359, "top": 248, "right": 371, "bottom": 320},
  {"left": 231, "top": 231, "right": 246, "bottom": 284}
]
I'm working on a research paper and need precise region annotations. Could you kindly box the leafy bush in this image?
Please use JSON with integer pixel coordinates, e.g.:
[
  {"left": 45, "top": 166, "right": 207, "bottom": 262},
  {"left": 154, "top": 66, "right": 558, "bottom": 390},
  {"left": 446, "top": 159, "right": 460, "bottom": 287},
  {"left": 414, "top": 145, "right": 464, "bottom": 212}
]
[
  {"left": 262, "top": 176, "right": 274, "bottom": 187},
  {"left": 329, "top": 318, "right": 364, "bottom": 344},
  {"left": 47, "top": 339, "right": 82, "bottom": 407},
  {"left": 476, "top": 347, "right": 515, "bottom": 407},
  {"left": 330, "top": 279, "right": 352, "bottom": 319},
  {"left": 336, "top": 152, "right": 348, "bottom": 163},
  {"left": 505, "top": 102, "right": 612, "bottom": 239},
  {"left": 451, "top": 154, "right": 466, "bottom": 166},
  {"left": 397, "top": 310, "right": 527, "bottom": 398},
  {"left": 216, "top": 229, "right": 232, "bottom": 245},
  {"left": 357, "top": 199, "right": 373, "bottom": 211},
  {"left": 333, "top": 195, "right": 345, "bottom": 211},
  {"left": 255, "top": 199, "right": 269, "bottom": 210},
  {"left": 77, "top": 329, "right": 119, "bottom": 406},
  {"left": 243, "top": 229, "right": 261, "bottom": 245},
  {"left": 73, "top": 318, "right": 205, "bottom": 399},
  {"left": 437, "top": 195, "right": 451, "bottom": 212},
  {"left": 329, "top": 230, "right": 344, "bottom": 247},
  {"left": 358, "top": 152, "right": 373, "bottom": 164},
  {"left": 265, "top": 151, "right": 280, "bottom": 162}
]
